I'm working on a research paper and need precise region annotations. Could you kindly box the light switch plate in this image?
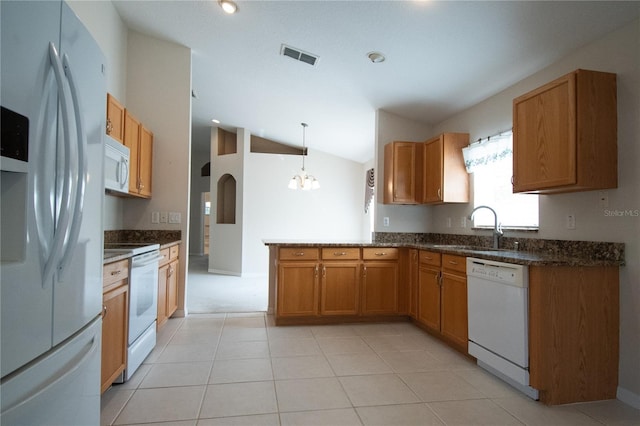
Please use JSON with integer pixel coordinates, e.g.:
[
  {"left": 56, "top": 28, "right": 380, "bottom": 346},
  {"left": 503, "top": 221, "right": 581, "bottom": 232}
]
[
  {"left": 169, "top": 212, "right": 181, "bottom": 224},
  {"left": 151, "top": 211, "right": 160, "bottom": 224}
]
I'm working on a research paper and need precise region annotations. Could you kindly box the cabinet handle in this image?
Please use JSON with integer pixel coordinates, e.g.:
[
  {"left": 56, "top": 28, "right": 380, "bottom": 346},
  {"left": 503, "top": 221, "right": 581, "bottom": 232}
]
[
  {"left": 293, "top": 252, "right": 305, "bottom": 256},
  {"left": 314, "top": 265, "right": 318, "bottom": 277},
  {"left": 110, "top": 270, "right": 121, "bottom": 276},
  {"left": 424, "top": 256, "right": 432, "bottom": 261},
  {"left": 448, "top": 260, "right": 458, "bottom": 265},
  {"left": 106, "top": 119, "right": 113, "bottom": 134},
  {"left": 438, "top": 273, "right": 443, "bottom": 287},
  {"left": 168, "top": 266, "right": 174, "bottom": 277},
  {"left": 333, "top": 251, "right": 347, "bottom": 256},
  {"left": 102, "top": 305, "right": 107, "bottom": 319},
  {"left": 437, "top": 188, "right": 441, "bottom": 199},
  {"left": 322, "top": 266, "right": 326, "bottom": 277},
  {"left": 363, "top": 266, "right": 367, "bottom": 278},
  {"left": 374, "top": 252, "right": 386, "bottom": 256}
]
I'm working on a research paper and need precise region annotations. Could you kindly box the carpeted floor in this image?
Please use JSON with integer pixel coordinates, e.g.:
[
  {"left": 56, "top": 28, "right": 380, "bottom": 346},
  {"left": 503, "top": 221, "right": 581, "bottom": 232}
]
[{"left": 186, "top": 255, "right": 268, "bottom": 313}]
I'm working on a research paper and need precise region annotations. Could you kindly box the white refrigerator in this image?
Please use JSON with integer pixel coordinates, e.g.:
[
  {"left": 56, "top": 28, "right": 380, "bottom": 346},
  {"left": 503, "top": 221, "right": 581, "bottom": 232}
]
[{"left": 1, "top": 1, "right": 105, "bottom": 424}]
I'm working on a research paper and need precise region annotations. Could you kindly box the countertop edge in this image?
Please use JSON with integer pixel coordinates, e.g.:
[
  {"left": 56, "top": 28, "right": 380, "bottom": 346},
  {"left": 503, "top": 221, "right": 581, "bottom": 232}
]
[{"left": 263, "top": 240, "right": 623, "bottom": 267}]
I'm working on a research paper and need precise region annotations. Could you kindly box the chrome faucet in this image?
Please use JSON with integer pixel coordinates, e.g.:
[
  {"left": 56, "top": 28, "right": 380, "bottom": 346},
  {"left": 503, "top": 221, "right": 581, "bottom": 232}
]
[{"left": 469, "top": 205, "right": 503, "bottom": 249}]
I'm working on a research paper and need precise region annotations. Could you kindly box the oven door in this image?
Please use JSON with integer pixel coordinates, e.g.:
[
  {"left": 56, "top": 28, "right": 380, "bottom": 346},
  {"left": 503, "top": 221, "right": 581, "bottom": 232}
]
[{"left": 128, "top": 251, "right": 160, "bottom": 344}]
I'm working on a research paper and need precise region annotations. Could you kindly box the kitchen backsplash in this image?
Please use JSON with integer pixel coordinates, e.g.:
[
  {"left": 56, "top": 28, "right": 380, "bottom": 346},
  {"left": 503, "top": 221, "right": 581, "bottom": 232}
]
[
  {"left": 373, "top": 232, "right": 625, "bottom": 265},
  {"left": 104, "top": 229, "right": 182, "bottom": 245}
]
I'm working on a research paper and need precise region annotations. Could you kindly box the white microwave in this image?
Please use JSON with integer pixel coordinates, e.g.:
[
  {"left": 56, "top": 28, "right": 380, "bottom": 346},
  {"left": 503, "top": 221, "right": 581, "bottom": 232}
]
[{"left": 104, "top": 136, "right": 130, "bottom": 195}]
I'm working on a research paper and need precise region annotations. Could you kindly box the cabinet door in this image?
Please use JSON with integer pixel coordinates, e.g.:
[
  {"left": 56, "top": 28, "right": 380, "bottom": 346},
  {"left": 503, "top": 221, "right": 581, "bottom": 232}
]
[
  {"left": 157, "top": 263, "right": 169, "bottom": 329},
  {"left": 361, "top": 261, "right": 398, "bottom": 315},
  {"left": 513, "top": 73, "right": 576, "bottom": 192},
  {"left": 166, "top": 260, "right": 179, "bottom": 318},
  {"left": 106, "top": 93, "right": 125, "bottom": 143},
  {"left": 384, "top": 142, "right": 417, "bottom": 204},
  {"left": 423, "top": 136, "right": 443, "bottom": 203},
  {"left": 123, "top": 111, "right": 141, "bottom": 194},
  {"left": 321, "top": 262, "right": 360, "bottom": 316},
  {"left": 101, "top": 283, "right": 128, "bottom": 393},
  {"left": 277, "top": 262, "right": 319, "bottom": 317},
  {"left": 408, "top": 250, "right": 419, "bottom": 319},
  {"left": 441, "top": 272, "right": 468, "bottom": 350},
  {"left": 418, "top": 265, "right": 440, "bottom": 332},
  {"left": 138, "top": 126, "right": 153, "bottom": 198}
]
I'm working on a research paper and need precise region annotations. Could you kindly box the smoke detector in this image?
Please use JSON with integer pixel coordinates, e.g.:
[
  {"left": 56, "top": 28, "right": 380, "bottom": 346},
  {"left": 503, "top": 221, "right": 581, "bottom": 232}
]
[{"left": 280, "top": 44, "right": 319, "bottom": 67}]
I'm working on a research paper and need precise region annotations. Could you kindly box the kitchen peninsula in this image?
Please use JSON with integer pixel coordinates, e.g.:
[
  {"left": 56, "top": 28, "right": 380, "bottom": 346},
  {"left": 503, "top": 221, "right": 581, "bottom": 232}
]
[{"left": 265, "top": 234, "right": 624, "bottom": 405}]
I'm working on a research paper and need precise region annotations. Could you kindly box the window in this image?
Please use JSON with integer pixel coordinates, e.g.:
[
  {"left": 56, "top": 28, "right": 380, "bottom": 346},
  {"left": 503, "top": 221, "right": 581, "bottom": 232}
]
[{"left": 463, "top": 131, "right": 538, "bottom": 229}]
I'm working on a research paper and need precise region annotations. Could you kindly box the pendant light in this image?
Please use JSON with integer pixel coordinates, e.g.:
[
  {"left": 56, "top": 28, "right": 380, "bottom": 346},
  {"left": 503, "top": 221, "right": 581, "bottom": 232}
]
[{"left": 288, "top": 123, "right": 320, "bottom": 190}]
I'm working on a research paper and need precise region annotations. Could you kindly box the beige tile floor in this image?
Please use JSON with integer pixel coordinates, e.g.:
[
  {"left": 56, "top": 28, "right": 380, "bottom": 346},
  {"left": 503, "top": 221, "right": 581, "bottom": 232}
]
[{"left": 101, "top": 313, "right": 640, "bottom": 426}]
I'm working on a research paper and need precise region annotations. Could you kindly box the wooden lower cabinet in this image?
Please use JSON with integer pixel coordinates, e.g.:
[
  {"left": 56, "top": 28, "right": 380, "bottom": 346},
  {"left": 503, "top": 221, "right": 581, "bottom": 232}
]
[
  {"left": 408, "top": 249, "right": 419, "bottom": 319},
  {"left": 321, "top": 261, "right": 360, "bottom": 315},
  {"left": 361, "top": 261, "right": 398, "bottom": 315},
  {"left": 277, "top": 261, "right": 319, "bottom": 317},
  {"left": 361, "top": 248, "right": 399, "bottom": 315},
  {"left": 101, "top": 259, "right": 129, "bottom": 394},
  {"left": 416, "top": 251, "right": 467, "bottom": 353},
  {"left": 157, "top": 244, "right": 180, "bottom": 330},
  {"left": 440, "top": 270, "right": 467, "bottom": 350},
  {"left": 528, "top": 265, "right": 619, "bottom": 405},
  {"left": 418, "top": 263, "right": 441, "bottom": 331}
]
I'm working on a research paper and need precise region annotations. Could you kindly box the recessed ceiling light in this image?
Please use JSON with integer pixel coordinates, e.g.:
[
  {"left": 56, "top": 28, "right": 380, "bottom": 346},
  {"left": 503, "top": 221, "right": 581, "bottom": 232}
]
[
  {"left": 219, "top": 0, "right": 238, "bottom": 14},
  {"left": 211, "top": 119, "right": 220, "bottom": 124},
  {"left": 367, "top": 51, "right": 386, "bottom": 63}
]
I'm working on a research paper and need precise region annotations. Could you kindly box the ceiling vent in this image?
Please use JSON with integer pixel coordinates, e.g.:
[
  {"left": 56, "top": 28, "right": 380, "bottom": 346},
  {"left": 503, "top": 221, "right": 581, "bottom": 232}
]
[{"left": 280, "top": 44, "right": 319, "bottom": 67}]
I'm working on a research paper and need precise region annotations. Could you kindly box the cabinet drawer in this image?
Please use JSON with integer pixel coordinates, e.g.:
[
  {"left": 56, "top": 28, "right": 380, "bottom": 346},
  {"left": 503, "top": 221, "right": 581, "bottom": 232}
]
[
  {"left": 442, "top": 254, "right": 466, "bottom": 274},
  {"left": 158, "top": 247, "right": 171, "bottom": 267},
  {"left": 279, "top": 247, "right": 319, "bottom": 261},
  {"left": 419, "top": 250, "right": 441, "bottom": 266},
  {"left": 103, "top": 259, "right": 129, "bottom": 288},
  {"left": 169, "top": 244, "right": 179, "bottom": 261},
  {"left": 322, "top": 247, "right": 360, "bottom": 260},
  {"left": 362, "top": 247, "right": 398, "bottom": 260}
]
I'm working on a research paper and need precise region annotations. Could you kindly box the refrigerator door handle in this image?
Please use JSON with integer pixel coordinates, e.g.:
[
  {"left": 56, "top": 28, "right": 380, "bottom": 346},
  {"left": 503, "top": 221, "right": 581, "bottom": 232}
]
[
  {"left": 42, "top": 42, "right": 74, "bottom": 288},
  {"left": 0, "top": 332, "right": 99, "bottom": 417},
  {"left": 57, "top": 53, "right": 87, "bottom": 279}
]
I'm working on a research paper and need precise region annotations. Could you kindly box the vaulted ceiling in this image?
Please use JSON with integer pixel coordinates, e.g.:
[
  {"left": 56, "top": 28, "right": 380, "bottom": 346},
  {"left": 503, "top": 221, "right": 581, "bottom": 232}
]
[{"left": 113, "top": 1, "right": 640, "bottom": 163}]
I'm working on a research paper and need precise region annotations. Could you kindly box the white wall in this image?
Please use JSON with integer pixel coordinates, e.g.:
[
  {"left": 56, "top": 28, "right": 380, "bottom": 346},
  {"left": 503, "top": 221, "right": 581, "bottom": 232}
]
[
  {"left": 426, "top": 20, "right": 640, "bottom": 407},
  {"left": 123, "top": 31, "right": 192, "bottom": 315},
  {"left": 67, "top": 0, "right": 128, "bottom": 231},
  {"left": 205, "top": 126, "right": 368, "bottom": 277},
  {"left": 189, "top": 147, "right": 210, "bottom": 255},
  {"left": 374, "top": 109, "right": 433, "bottom": 233},
  {"left": 209, "top": 127, "right": 245, "bottom": 275}
]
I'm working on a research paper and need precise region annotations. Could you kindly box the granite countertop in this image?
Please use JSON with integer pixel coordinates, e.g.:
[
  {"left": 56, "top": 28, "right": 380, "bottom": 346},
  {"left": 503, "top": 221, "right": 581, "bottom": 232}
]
[
  {"left": 103, "top": 230, "right": 182, "bottom": 265},
  {"left": 264, "top": 235, "right": 625, "bottom": 267}
]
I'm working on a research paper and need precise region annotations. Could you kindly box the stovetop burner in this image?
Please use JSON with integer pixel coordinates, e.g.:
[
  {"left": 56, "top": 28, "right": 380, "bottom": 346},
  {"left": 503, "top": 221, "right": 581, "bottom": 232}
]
[{"left": 104, "top": 242, "right": 160, "bottom": 256}]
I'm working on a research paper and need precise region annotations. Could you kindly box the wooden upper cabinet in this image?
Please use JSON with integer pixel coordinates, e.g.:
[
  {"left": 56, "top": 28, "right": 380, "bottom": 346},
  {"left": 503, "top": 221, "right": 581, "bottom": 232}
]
[
  {"left": 418, "top": 133, "right": 469, "bottom": 204},
  {"left": 106, "top": 93, "right": 125, "bottom": 143},
  {"left": 513, "top": 69, "right": 617, "bottom": 194},
  {"left": 124, "top": 111, "right": 141, "bottom": 194},
  {"left": 138, "top": 126, "right": 153, "bottom": 198},
  {"left": 384, "top": 141, "right": 419, "bottom": 204},
  {"left": 123, "top": 110, "right": 153, "bottom": 198}
]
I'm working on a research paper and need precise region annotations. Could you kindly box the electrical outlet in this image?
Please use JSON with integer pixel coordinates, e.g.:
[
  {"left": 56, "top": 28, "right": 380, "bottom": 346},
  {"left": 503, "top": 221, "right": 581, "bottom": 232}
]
[
  {"left": 151, "top": 211, "right": 160, "bottom": 224},
  {"left": 566, "top": 214, "right": 576, "bottom": 229},
  {"left": 599, "top": 191, "right": 609, "bottom": 208},
  {"left": 168, "top": 212, "right": 181, "bottom": 224},
  {"left": 446, "top": 217, "right": 452, "bottom": 228},
  {"left": 159, "top": 212, "right": 168, "bottom": 223},
  {"left": 460, "top": 216, "right": 467, "bottom": 228},
  {"left": 383, "top": 217, "right": 390, "bottom": 227}
]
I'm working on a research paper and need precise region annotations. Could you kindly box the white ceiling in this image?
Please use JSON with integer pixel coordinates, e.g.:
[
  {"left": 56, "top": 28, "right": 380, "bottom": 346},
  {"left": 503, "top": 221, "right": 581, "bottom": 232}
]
[{"left": 113, "top": 0, "right": 639, "bottom": 163}]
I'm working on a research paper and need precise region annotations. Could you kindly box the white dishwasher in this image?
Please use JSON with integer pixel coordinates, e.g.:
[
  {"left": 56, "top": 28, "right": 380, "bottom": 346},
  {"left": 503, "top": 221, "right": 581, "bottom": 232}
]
[{"left": 466, "top": 257, "right": 539, "bottom": 400}]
